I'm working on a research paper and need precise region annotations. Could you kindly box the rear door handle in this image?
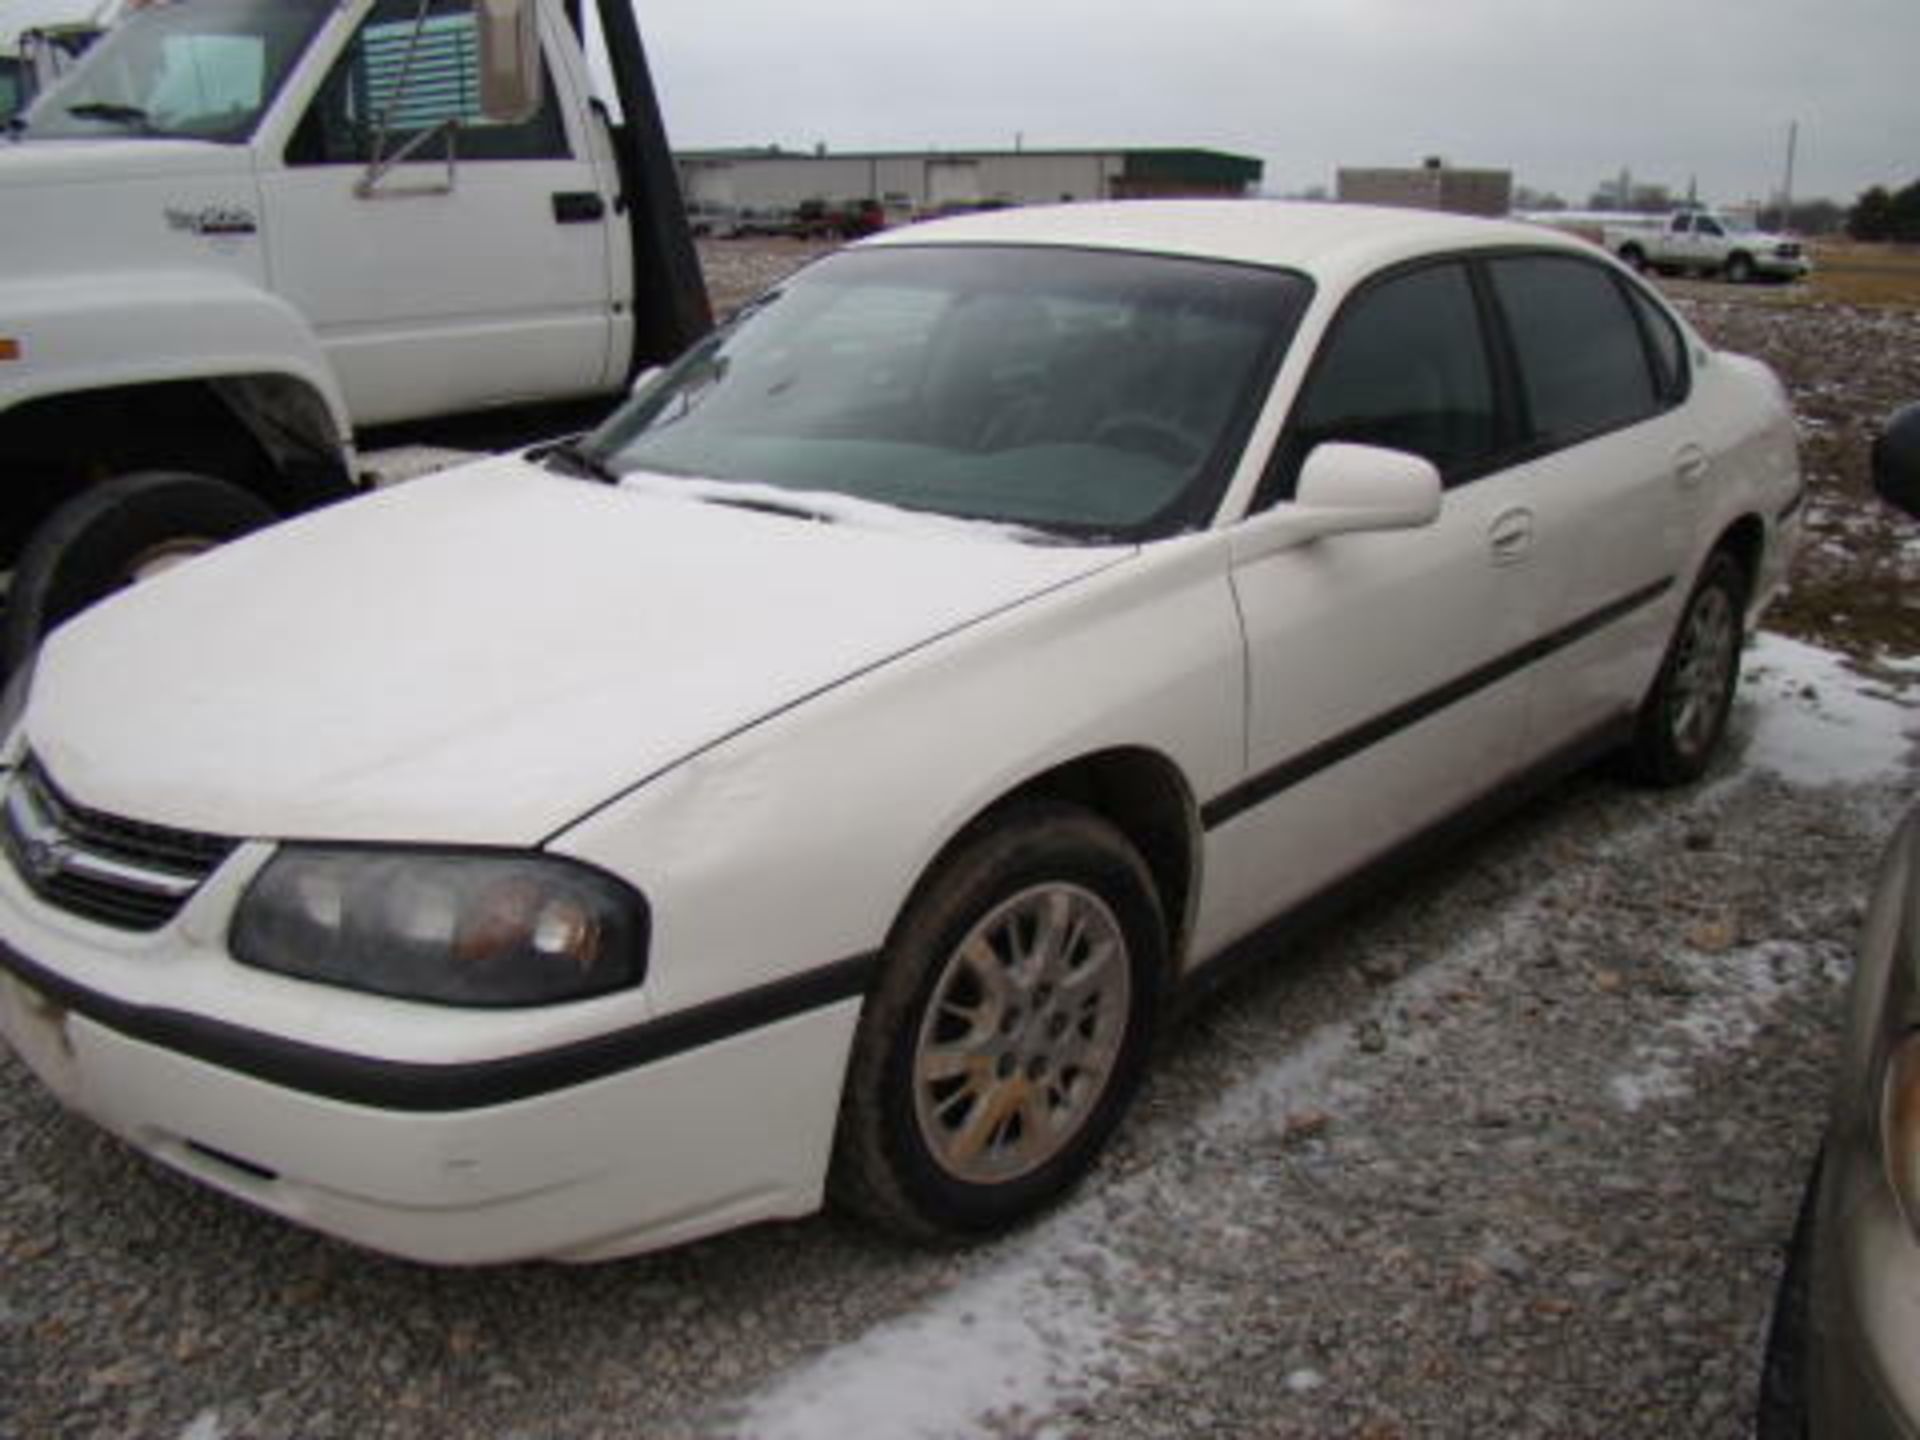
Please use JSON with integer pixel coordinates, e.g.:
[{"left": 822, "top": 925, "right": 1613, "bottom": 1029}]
[
  {"left": 552, "top": 191, "right": 606, "bottom": 224},
  {"left": 1488, "top": 506, "right": 1534, "bottom": 566}
]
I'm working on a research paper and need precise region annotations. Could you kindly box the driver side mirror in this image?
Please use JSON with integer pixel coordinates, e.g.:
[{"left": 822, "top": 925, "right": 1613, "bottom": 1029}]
[
  {"left": 1874, "top": 404, "right": 1920, "bottom": 521},
  {"left": 1231, "top": 443, "right": 1443, "bottom": 564},
  {"left": 475, "top": 0, "right": 543, "bottom": 125}
]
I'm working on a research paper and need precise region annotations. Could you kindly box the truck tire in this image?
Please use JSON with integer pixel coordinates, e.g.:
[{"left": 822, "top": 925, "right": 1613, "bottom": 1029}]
[
  {"left": 1617, "top": 244, "right": 1647, "bottom": 272},
  {"left": 2, "top": 471, "right": 276, "bottom": 679},
  {"left": 1725, "top": 252, "right": 1755, "bottom": 284}
]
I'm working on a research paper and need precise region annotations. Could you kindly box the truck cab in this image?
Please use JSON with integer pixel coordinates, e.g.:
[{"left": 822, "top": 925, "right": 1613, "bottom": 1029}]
[{"left": 0, "top": 0, "right": 707, "bottom": 679}]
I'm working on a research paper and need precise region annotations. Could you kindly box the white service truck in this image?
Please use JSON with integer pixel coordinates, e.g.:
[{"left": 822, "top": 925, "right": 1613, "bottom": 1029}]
[
  {"left": 0, "top": 0, "right": 710, "bottom": 677},
  {"left": 1603, "top": 209, "right": 1810, "bottom": 284}
]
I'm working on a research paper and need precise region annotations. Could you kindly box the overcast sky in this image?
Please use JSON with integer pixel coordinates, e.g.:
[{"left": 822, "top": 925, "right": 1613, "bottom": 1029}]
[{"left": 622, "top": 0, "right": 1912, "bottom": 208}]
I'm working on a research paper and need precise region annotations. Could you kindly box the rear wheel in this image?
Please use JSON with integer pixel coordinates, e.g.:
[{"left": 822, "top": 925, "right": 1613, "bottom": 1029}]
[
  {"left": 1618, "top": 244, "right": 1648, "bottom": 272},
  {"left": 832, "top": 803, "right": 1164, "bottom": 1241},
  {"left": 1, "top": 471, "right": 276, "bottom": 679},
  {"left": 1621, "top": 551, "right": 1747, "bottom": 786}
]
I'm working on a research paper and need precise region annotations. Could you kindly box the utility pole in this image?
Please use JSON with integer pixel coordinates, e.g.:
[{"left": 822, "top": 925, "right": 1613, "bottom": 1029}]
[{"left": 1781, "top": 119, "right": 1799, "bottom": 231}]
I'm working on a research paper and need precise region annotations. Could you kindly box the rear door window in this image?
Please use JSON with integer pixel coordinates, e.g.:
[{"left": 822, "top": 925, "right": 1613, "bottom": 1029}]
[{"left": 1487, "top": 254, "right": 1661, "bottom": 448}]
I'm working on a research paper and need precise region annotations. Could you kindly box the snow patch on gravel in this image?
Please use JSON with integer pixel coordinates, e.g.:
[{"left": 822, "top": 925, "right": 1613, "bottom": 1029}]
[
  {"left": 1739, "top": 630, "right": 1918, "bottom": 785},
  {"left": 1610, "top": 941, "right": 1844, "bottom": 1112},
  {"left": 733, "top": 1210, "right": 1180, "bottom": 1440}
]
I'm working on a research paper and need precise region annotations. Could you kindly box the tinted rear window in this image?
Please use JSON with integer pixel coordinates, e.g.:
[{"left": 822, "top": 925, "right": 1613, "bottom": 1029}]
[{"left": 1489, "top": 254, "right": 1660, "bottom": 447}]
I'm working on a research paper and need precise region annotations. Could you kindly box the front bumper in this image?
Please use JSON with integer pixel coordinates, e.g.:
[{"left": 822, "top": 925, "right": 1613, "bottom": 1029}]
[
  {"left": 0, "top": 933, "right": 867, "bottom": 1265},
  {"left": 1808, "top": 1132, "right": 1920, "bottom": 1439}
]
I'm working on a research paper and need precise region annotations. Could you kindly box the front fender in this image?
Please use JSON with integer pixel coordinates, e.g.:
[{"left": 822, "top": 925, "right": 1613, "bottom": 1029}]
[
  {"left": 0, "top": 268, "right": 352, "bottom": 449},
  {"left": 550, "top": 533, "right": 1246, "bottom": 1021}
]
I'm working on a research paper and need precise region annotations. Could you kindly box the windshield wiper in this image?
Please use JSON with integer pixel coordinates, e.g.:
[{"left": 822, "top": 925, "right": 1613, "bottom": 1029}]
[
  {"left": 65, "top": 101, "right": 155, "bottom": 132},
  {"left": 540, "top": 438, "right": 618, "bottom": 484}
]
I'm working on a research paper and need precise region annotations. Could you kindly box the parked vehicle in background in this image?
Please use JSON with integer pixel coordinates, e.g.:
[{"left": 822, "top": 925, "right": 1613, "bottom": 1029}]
[
  {"left": 1757, "top": 402, "right": 1920, "bottom": 1440},
  {"left": 0, "top": 0, "right": 120, "bottom": 124},
  {"left": 0, "top": 0, "right": 709, "bottom": 679},
  {"left": 0, "top": 201, "right": 1801, "bottom": 1265},
  {"left": 1604, "top": 209, "right": 1810, "bottom": 283}
]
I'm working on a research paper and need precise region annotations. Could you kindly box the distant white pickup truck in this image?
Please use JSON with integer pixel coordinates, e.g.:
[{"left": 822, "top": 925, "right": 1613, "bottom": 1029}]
[{"left": 1603, "top": 210, "right": 1810, "bottom": 284}]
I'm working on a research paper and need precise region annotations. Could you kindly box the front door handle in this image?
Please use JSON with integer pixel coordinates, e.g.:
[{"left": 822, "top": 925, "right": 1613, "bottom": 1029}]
[
  {"left": 1488, "top": 506, "right": 1534, "bottom": 566},
  {"left": 1675, "top": 444, "right": 1711, "bottom": 488},
  {"left": 552, "top": 191, "right": 606, "bottom": 224}
]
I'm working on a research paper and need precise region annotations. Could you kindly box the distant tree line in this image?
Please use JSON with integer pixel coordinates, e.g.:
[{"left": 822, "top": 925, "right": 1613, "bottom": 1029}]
[{"left": 1848, "top": 180, "right": 1920, "bottom": 242}]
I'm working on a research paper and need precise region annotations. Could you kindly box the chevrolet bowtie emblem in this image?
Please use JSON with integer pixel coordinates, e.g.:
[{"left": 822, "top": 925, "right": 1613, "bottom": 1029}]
[{"left": 22, "top": 834, "right": 70, "bottom": 881}]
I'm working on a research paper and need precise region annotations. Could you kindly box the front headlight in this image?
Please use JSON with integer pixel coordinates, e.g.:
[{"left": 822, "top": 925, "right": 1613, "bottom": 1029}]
[
  {"left": 231, "top": 847, "right": 648, "bottom": 1007},
  {"left": 1885, "top": 1030, "right": 1920, "bottom": 1237}
]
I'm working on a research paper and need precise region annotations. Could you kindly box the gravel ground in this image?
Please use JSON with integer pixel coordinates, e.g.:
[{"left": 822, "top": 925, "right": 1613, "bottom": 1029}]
[{"left": 3, "top": 248, "right": 1918, "bottom": 1440}]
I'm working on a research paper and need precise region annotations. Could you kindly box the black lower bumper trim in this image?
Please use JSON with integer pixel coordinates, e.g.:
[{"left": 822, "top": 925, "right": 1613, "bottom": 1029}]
[{"left": 0, "top": 941, "right": 876, "bottom": 1112}]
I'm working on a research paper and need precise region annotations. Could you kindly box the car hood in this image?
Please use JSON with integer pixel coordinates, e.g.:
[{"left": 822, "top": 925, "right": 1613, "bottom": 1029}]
[{"left": 25, "top": 459, "right": 1127, "bottom": 845}]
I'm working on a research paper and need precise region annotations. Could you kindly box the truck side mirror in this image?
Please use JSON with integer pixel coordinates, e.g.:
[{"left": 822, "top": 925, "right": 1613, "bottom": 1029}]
[
  {"left": 1873, "top": 404, "right": 1920, "bottom": 521},
  {"left": 475, "top": 0, "right": 543, "bottom": 125}
]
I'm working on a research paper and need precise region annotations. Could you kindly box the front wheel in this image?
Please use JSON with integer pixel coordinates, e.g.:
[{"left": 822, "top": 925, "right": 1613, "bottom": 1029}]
[
  {"left": 831, "top": 803, "right": 1165, "bottom": 1241},
  {"left": 1, "top": 471, "right": 277, "bottom": 679},
  {"left": 1620, "top": 551, "right": 1747, "bottom": 786},
  {"left": 1725, "top": 252, "right": 1756, "bottom": 284}
]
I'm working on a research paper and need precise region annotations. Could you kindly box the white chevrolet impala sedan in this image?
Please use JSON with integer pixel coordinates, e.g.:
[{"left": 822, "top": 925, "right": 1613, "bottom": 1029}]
[{"left": 0, "top": 203, "right": 1800, "bottom": 1263}]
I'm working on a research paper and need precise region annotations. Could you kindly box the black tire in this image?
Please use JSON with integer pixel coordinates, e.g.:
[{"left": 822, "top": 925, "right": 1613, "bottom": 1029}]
[
  {"left": 1621, "top": 550, "right": 1748, "bottom": 787},
  {"left": 1618, "top": 244, "right": 1648, "bottom": 272},
  {"left": 1755, "top": 1148, "right": 1821, "bottom": 1439},
  {"left": 1, "top": 471, "right": 276, "bottom": 679},
  {"left": 831, "top": 802, "right": 1165, "bottom": 1242},
  {"left": 1726, "top": 252, "right": 1756, "bottom": 284}
]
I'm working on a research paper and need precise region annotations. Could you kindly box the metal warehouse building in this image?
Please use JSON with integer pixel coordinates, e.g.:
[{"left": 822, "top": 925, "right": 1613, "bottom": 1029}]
[
  {"left": 677, "top": 146, "right": 1264, "bottom": 217},
  {"left": 1336, "top": 160, "right": 1513, "bottom": 218}
]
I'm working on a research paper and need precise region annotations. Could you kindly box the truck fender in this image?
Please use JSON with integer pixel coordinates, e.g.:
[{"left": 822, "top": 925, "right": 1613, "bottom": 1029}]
[{"left": 0, "top": 268, "right": 354, "bottom": 453}]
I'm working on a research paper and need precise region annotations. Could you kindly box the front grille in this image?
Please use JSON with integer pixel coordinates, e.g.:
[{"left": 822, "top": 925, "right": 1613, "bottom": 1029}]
[
  {"left": 1, "top": 756, "right": 237, "bottom": 931},
  {"left": 1776, "top": 242, "right": 1803, "bottom": 259}
]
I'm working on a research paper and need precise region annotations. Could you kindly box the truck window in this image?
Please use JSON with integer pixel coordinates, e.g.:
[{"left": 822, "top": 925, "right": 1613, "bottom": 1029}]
[
  {"left": 287, "top": 0, "right": 567, "bottom": 166},
  {"left": 19, "top": 0, "right": 328, "bottom": 142},
  {"left": 0, "top": 58, "right": 22, "bottom": 122},
  {"left": 1695, "top": 216, "right": 1725, "bottom": 237}
]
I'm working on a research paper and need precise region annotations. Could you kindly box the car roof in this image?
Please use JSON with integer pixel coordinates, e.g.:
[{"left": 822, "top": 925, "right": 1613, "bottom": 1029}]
[{"left": 860, "top": 199, "right": 1596, "bottom": 288}]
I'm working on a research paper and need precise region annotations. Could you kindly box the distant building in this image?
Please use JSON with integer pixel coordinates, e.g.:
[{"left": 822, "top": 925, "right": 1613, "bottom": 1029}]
[
  {"left": 677, "top": 146, "right": 1264, "bottom": 220},
  {"left": 1337, "top": 159, "right": 1513, "bottom": 218}
]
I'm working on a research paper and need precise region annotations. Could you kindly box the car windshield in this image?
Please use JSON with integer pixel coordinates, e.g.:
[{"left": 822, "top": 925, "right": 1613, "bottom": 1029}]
[
  {"left": 20, "top": 0, "right": 329, "bottom": 142},
  {"left": 579, "top": 245, "right": 1309, "bottom": 542}
]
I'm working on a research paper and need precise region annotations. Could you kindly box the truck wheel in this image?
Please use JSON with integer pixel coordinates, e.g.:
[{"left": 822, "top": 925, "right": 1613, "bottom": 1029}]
[
  {"left": 1725, "top": 253, "right": 1755, "bottom": 284},
  {"left": 1, "top": 472, "right": 276, "bottom": 678},
  {"left": 1618, "top": 244, "right": 1647, "bottom": 272}
]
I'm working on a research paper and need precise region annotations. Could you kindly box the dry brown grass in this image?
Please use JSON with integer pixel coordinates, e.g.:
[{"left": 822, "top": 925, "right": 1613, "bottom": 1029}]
[
  {"left": 1663, "top": 241, "right": 1920, "bottom": 311},
  {"left": 1805, "top": 240, "right": 1920, "bottom": 308}
]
